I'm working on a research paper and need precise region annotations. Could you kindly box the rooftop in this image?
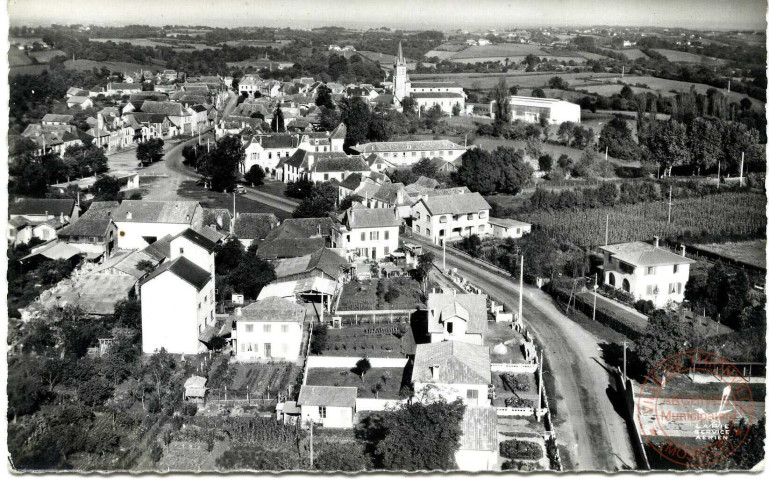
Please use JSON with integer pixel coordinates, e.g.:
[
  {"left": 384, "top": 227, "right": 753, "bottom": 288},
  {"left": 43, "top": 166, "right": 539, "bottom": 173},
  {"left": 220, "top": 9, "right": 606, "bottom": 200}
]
[
  {"left": 410, "top": 92, "right": 464, "bottom": 99},
  {"left": 412, "top": 341, "right": 491, "bottom": 385},
  {"left": 273, "top": 247, "right": 347, "bottom": 280},
  {"left": 427, "top": 292, "right": 488, "bottom": 335},
  {"left": 298, "top": 385, "right": 357, "bottom": 408},
  {"left": 353, "top": 139, "right": 464, "bottom": 154},
  {"left": 9, "top": 198, "right": 76, "bottom": 217},
  {"left": 236, "top": 296, "right": 306, "bottom": 323},
  {"left": 175, "top": 228, "right": 218, "bottom": 253},
  {"left": 257, "top": 276, "right": 336, "bottom": 300},
  {"left": 488, "top": 217, "right": 532, "bottom": 228},
  {"left": 142, "top": 256, "right": 212, "bottom": 291},
  {"left": 418, "top": 192, "right": 491, "bottom": 215},
  {"left": 338, "top": 207, "right": 400, "bottom": 230},
  {"left": 113, "top": 200, "right": 199, "bottom": 224},
  {"left": 599, "top": 241, "right": 696, "bottom": 267},
  {"left": 233, "top": 213, "right": 280, "bottom": 241},
  {"left": 460, "top": 407, "right": 498, "bottom": 452}
]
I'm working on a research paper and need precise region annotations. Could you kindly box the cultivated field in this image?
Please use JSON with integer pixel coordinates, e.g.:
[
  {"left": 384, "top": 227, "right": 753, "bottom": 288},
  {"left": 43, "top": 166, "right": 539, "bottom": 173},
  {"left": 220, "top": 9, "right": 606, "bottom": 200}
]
[
  {"left": 305, "top": 367, "right": 407, "bottom": 398},
  {"left": 607, "top": 48, "right": 648, "bottom": 60},
  {"left": 691, "top": 239, "right": 767, "bottom": 270},
  {"left": 411, "top": 71, "right": 617, "bottom": 91},
  {"left": 63, "top": 58, "right": 162, "bottom": 73},
  {"left": 321, "top": 324, "right": 415, "bottom": 358},
  {"left": 90, "top": 38, "right": 218, "bottom": 50},
  {"left": 651, "top": 48, "right": 726, "bottom": 65}
]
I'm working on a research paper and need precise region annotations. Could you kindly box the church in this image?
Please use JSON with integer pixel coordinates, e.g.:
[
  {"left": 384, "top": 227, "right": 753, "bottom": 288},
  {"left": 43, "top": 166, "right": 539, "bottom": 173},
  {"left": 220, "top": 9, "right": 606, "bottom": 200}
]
[{"left": 392, "top": 42, "right": 466, "bottom": 115}]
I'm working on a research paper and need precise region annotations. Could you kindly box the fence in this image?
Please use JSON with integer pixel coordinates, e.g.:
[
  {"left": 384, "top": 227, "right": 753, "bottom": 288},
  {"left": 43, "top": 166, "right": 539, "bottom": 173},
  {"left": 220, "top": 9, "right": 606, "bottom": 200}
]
[
  {"left": 496, "top": 406, "right": 536, "bottom": 417},
  {"left": 356, "top": 398, "right": 407, "bottom": 412},
  {"left": 333, "top": 309, "right": 416, "bottom": 324},
  {"left": 614, "top": 367, "right": 651, "bottom": 470},
  {"left": 306, "top": 356, "right": 409, "bottom": 369},
  {"left": 491, "top": 363, "right": 538, "bottom": 374}
]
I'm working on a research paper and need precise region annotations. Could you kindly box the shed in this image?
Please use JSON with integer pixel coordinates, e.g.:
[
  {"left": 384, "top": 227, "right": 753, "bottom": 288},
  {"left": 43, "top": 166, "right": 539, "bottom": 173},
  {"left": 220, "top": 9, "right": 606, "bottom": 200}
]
[{"left": 184, "top": 375, "right": 208, "bottom": 402}]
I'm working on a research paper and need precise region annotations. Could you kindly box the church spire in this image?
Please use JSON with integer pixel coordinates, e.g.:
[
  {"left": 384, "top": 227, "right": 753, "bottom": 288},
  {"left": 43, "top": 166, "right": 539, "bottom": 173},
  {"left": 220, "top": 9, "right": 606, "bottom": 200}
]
[{"left": 397, "top": 41, "right": 404, "bottom": 64}]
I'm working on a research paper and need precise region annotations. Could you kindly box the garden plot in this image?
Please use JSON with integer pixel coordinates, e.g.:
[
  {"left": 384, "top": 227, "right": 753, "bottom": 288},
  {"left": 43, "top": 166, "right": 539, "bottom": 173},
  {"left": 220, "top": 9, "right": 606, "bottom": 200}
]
[
  {"left": 305, "top": 366, "right": 408, "bottom": 399},
  {"left": 228, "top": 362, "right": 300, "bottom": 399},
  {"left": 491, "top": 371, "right": 539, "bottom": 409},
  {"left": 322, "top": 324, "right": 415, "bottom": 357},
  {"left": 336, "top": 278, "right": 425, "bottom": 311},
  {"left": 485, "top": 322, "right": 529, "bottom": 364}
]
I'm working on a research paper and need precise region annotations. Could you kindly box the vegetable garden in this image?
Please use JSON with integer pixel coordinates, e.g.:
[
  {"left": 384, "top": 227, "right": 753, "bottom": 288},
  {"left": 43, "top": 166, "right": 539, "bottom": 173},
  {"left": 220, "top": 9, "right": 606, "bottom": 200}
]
[{"left": 518, "top": 192, "right": 766, "bottom": 247}]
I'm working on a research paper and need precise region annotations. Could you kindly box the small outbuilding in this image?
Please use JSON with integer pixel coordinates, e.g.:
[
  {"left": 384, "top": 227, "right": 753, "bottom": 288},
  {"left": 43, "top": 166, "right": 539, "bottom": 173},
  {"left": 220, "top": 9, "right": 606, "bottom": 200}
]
[{"left": 184, "top": 375, "right": 208, "bottom": 403}]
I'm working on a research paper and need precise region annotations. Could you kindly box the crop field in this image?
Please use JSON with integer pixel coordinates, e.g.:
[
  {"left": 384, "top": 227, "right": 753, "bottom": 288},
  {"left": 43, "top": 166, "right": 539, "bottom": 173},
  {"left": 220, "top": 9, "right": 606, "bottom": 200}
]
[
  {"left": 63, "top": 58, "right": 163, "bottom": 72},
  {"left": 692, "top": 239, "right": 767, "bottom": 270},
  {"left": 651, "top": 48, "right": 726, "bottom": 65},
  {"left": 607, "top": 48, "right": 648, "bottom": 60},
  {"left": 518, "top": 192, "right": 766, "bottom": 247},
  {"left": 620, "top": 75, "right": 764, "bottom": 107},
  {"left": 90, "top": 38, "right": 218, "bottom": 50},
  {"left": 411, "top": 71, "right": 616, "bottom": 91},
  {"left": 228, "top": 362, "right": 299, "bottom": 399},
  {"left": 322, "top": 324, "right": 415, "bottom": 357}
]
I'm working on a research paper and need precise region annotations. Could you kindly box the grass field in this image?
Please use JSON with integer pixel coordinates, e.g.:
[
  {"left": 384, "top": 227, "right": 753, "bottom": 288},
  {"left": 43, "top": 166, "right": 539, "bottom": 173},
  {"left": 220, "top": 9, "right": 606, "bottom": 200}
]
[
  {"left": 305, "top": 367, "right": 406, "bottom": 399},
  {"left": 63, "top": 58, "right": 163, "bottom": 72},
  {"left": 411, "top": 71, "right": 617, "bottom": 91},
  {"left": 606, "top": 48, "right": 649, "bottom": 60},
  {"left": 321, "top": 324, "right": 415, "bottom": 358},
  {"left": 650, "top": 48, "right": 726, "bottom": 65},
  {"left": 692, "top": 240, "right": 767, "bottom": 270},
  {"left": 90, "top": 38, "right": 218, "bottom": 50},
  {"left": 620, "top": 75, "right": 764, "bottom": 107}
]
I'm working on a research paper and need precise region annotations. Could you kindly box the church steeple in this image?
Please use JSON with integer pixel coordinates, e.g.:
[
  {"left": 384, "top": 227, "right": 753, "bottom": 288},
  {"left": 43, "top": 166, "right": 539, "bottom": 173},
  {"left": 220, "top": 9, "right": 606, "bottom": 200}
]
[
  {"left": 393, "top": 41, "right": 408, "bottom": 102},
  {"left": 397, "top": 41, "right": 404, "bottom": 65}
]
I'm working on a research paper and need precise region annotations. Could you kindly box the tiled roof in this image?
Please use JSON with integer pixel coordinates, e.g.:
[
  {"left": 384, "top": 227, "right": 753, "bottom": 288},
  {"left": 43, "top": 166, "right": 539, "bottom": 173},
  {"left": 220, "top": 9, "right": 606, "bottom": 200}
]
[
  {"left": 599, "top": 242, "right": 695, "bottom": 267},
  {"left": 143, "top": 235, "right": 174, "bottom": 261},
  {"left": 258, "top": 277, "right": 336, "bottom": 299},
  {"left": 371, "top": 183, "right": 408, "bottom": 205},
  {"left": 329, "top": 123, "right": 347, "bottom": 140},
  {"left": 109, "top": 83, "right": 141, "bottom": 90},
  {"left": 427, "top": 293, "right": 488, "bottom": 335},
  {"left": 410, "top": 81, "right": 464, "bottom": 89},
  {"left": 68, "top": 96, "right": 90, "bottom": 104},
  {"left": 339, "top": 208, "right": 400, "bottom": 229},
  {"left": 236, "top": 296, "right": 306, "bottom": 323},
  {"left": 139, "top": 100, "right": 189, "bottom": 117},
  {"left": 339, "top": 172, "right": 365, "bottom": 190},
  {"left": 488, "top": 217, "right": 531, "bottom": 228},
  {"left": 233, "top": 213, "right": 280, "bottom": 241},
  {"left": 312, "top": 156, "right": 370, "bottom": 173},
  {"left": 129, "top": 112, "right": 170, "bottom": 125},
  {"left": 410, "top": 92, "right": 464, "bottom": 99},
  {"left": 298, "top": 385, "right": 357, "bottom": 408},
  {"left": 412, "top": 341, "right": 491, "bottom": 385},
  {"left": 257, "top": 237, "right": 327, "bottom": 259},
  {"left": 9, "top": 198, "right": 76, "bottom": 217},
  {"left": 142, "top": 256, "right": 211, "bottom": 291},
  {"left": 129, "top": 92, "right": 169, "bottom": 103},
  {"left": 418, "top": 192, "right": 490, "bottom": 215},
  {"left": 90, "top": 249, "right": 158, "bottom": 279},
  {"left": 460, "top": 407, "right": 498, "bottom": 452},
  {"left": 113, "top": 200, "right": 199, "bottom": 224},
  {"left": 198, "top": 208, "right": 232, "bottom": 232},
  {"left": 58, "top": 212, "right": 113, "bottom": 238},
  {"left": 42, "top": 114, "right": 74, "bottom": 123},
  {"left": 263, "top": 217, "right": 334, "bottom": 241},
  {"left": 354, "top": 139, "right": 464, "bottom": 154},
  {"left": 176, "top": 228, "right": 218, "bottom": 253},
  {"left": 284, "top": 149, "right": 350, "bottom": 170},
  {"left": 274, "top": 247, "right": 347, "bottom": 280},
  {"left": 247, "top": 134, "right": 299, "bottom": 150}
]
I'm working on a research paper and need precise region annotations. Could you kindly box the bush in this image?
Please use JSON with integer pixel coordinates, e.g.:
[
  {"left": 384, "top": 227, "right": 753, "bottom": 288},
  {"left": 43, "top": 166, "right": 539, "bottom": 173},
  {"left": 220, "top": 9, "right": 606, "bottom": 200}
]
[
  {"left": 502, "top": 460, "right": 541, "bottom": 471},
  {"left": 499, "top": 439, "right": 544, "bottom": 460},
  {"left": 149, "top": 442, "right": 163, "bottom": 464},
  {"left": 182, "top": 403, "right": 198, "bottom": 417},
  {"left": 634, "top": 299, "right": 655, "bottom": 315}
]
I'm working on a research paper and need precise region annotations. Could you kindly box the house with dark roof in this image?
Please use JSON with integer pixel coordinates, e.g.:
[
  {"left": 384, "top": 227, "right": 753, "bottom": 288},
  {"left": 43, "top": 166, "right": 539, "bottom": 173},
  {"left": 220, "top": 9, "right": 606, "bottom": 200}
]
[
  {"left": 274, "top": 247, "right": 348, "bottom": 282},
  {"left": 42, "top": 114, "right": 74, "bottom": 125},
  {"left": 257, "top": 218, "right": 334, "bottom": 260},
  {"left": 298, "top": 385, "right": 357, "bottom": 428},
  {"left": 57, "top": 201, "right": 119, "bottom": 259},
  {"left": 66, "top": 95, "right": 93, "bottom": 110},
  {"left": 140, "top": 255, "right": 216, "bottom": 355},
  {"left": 232, "top": 296, "right": 306, "bottom": 361},
  {"left": 411, "top": 191, "right": 491, "bottom": 245},
  {"left": 232, "top": 212, "right": 280, "bottom": 248},
  {"left": 599, "top": 238, "right": 695, "bottom": 308},
  {"left": 112, "top": 200, "right": 201, "bottom": 250},
  {"left": 331, "top": 207, "right": 400, "bottom": 260},
  {"left": 105, "top": 82, "right": 143, "bottom": 95},
  {"left": 138, "top": 100, "right": 195, "bottom": 134},
  {"left": 412, "top": 341, "right": 491, "bottom": 407},
  {"left": 427, "top": 292, "right": 488, "bottom": 345},
  {"left": 9, "top": 198, "right": 79, "bottom": 223},
  {"left": 243, "top": 134, "right": 300, "bottom": 178}
]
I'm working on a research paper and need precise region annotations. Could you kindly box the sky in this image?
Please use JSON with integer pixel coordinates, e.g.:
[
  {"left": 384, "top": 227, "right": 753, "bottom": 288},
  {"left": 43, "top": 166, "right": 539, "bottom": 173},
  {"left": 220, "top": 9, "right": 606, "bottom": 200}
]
[{"left": 7, "top": 0, "right": 767, "bottom": 31}]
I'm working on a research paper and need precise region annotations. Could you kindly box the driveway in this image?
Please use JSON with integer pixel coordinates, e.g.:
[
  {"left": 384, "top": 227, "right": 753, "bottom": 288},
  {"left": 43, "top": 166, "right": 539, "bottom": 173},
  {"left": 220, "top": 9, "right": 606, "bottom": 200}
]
[{"left": 409, "top": 236, "right": 637, "bottom": 471}]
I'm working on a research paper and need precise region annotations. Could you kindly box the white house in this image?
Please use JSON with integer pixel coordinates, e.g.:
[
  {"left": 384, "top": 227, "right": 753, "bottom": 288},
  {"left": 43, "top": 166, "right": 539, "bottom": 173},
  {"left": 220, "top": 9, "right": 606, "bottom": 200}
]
[
  {"left": 411, "top": 192, "right": 491, "bottom": 245},
  {"left": 232, "top": 296, "right": 306, "bottom": 361},
  {"left": 412, "top": 341, "right": 491, "bottom": 407},
  {"left": 352, "top": 139, "right": 466, "bottom": 165},
  {"left": 599, "top": 238, "right": 696, "bottom": 308},
  {"left": 506, "top": 96, "right": 581, "bottom": 125},
  {"left": 331, "top": 207, "right": 400, "bottom": 260},
  {"left": 427, "top": 292, "right": 487, "bottom": 345},
  {"left": 456, "top": 407, "right": 499, "bottom": 471},
  {"left": 140, "top": 256, "right": 215, "bottom": 354},
  {"left": 298, "top": 385, "right": 357, "bottom": 428},
  {"left": 488, "top": 217, "right": 532, "bottom": 239},
  {"left": 169, "top": 228, "right": 217, "bottom": 279},
  {"left": 112, "top": 200, "right": 200, "bottom": 250},
  {"left": 243, "top": 134, "right": 300, "bottom": 177}
]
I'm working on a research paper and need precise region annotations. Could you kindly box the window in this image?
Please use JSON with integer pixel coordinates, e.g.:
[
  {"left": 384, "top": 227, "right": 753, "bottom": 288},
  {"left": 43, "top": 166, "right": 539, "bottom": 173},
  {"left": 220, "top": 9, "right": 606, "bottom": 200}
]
[
  {"left": 384, "top": 231, "right": 389, "bottom": 240},
  {"left": 426, "top": 215, "right": 431, "bottom": 222},
  {"left": 446, "top": 322, "right": 453, "bottom": 334},
  {"left": 479, "top": 211, "right": 487, "bottom": 219},
  {"left": 440, "top": 215, "right": 447, "bottom": 223},
  {"left": 646, "top": 267, "right": 656, "bottom": 275},
  {"left": 646, "top": 285, "right": 656, "bottom": 295},
  {"left": 426, "top": 228, "right": 431, "bottom": 236},
  {"left": 370, "top": 231, "right": 379, "bottom": 241},
  {"left": 516, "top": 228, "right": 521, "bottom": 235},
  {"left": 179, "top": 247, "right": 184, "bottom": 254},
  {"left": 245, "top": 324, "right": 254, "bottom": 333},
  {"left": 281, "top": 324, "right": 289, "bottom": 333},
  {"left": 439, "top": 229, "right": 445, "bottom": 237},
  {"left": 384, "top": 247, "right": 389, "bottom": 255},
  {"left": 467, "top": 389, "right": 479, "bottom": 400},
  {"left": 198, "top": 302, "right": 201, "bottom": 310},
  {"left": 323, "top": 173, "right": 329, "bottom": 181},
  {"left": 416, "top": 225, "right": 421, "bottom": 233},
  {"left": 467, "top": 213, "right": 474, "bottom": 220},
  {"left": 479, "top": 225, "right": 485, "bottom": 232},
  {"left": 204, "top": 295, "right": 207, "bottom": 303},
  {"left": 360, "top": 232, "right": 365, "bottom": 241},
  {"left": 668, "top": 283, "right": 676, "bottom": 294},
  {"left": 319, "top": 406, "right": 327, "bottom": 419},
  {"left": 673, "top": 264, "right": 679, "bottom": 273},
  {"left": 268, "top": 152, "right": 272, "bottom": 159},
  {"left": 263, "top": 324, "right": 271, "bottom": 333},
  {"left": 411, "top": 151, "right": 416, "bottom": 157}
]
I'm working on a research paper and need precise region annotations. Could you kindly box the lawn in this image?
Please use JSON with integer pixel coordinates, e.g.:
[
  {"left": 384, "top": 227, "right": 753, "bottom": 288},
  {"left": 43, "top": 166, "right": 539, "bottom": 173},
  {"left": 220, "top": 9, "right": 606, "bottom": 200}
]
[
  {"left": 650, "top": 48, "right": 726, "bottom": 65},
  {"left": 305, "top": 366, "right": 407, "bottom": 399},
  {"left": 176, "top": 180, "right": 292, "bottom": 220},
  {"left": 485, "top": 321, "right": 528, "bottom": 364},
  {"left": 321, "top": 324, "right": 416, "bottom": 358},
  {"left": 691, "top": 240, "right": 767, "bottom": 270}
]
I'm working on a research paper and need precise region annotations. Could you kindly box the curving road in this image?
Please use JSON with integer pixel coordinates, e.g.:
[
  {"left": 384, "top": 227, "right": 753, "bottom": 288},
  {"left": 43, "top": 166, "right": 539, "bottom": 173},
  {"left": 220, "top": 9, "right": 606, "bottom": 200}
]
[{"left": 410, "top": 236, "right": 637, "bottom": 471}]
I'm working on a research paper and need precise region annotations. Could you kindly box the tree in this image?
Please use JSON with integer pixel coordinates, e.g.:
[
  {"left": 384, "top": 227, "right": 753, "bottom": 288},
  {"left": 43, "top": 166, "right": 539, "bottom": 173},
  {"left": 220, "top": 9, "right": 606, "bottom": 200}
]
[
  {"left": 136, "top": 138, "right": 165, "bottom": 165},
  {"left": 8, "top": 364, "right": 48, "bottom": 419},
  {"left": 227, "top": 254, "right": 276, "bottom": 299},
  {"left": 214, "top": 237, "right": 245, "bottom": 275},
  {"left": 572, "top": 125, "right": 595, "bottom": 150},
  {"left": 135, "top": 259, "right": 156, "bottom": 275},
  {"left": 635, "top": 310, "right": 697, "bottom": 374},
  {"left": 525, "top": 137, "right": 543, "bottom": 160},
  {"left": 284, "top": 178, "right": 314, "bottom": 199},
  {"left": 375, "top": 400, "right": 465, "bottom": 471},
  {"left": 548, "top": 76, "right": 569, "bottom": 90},
  {"left": 182, "top": 144, "right": 205, "bottom": 169},
  {"left": 314, "top": 441, "right": 370, "bottom": 471},
  {"left": 455, "top": 149, "right": 497, "bottom": 195},
  {"left": 598, "top": 116, "right": 642, "bottom": 161},
  {"left": 244, "top": 164, "right": 265, "bottom": 186},
  {"left": 339, "top": 97, "right": 371, "bottom": 148},
  {"left": 315, "top": 85, "right": 335, "bottom": 109},
  {"left": 531, "top": 88, "right": 546, "bottom": 98},
  {"left": 401, "top": 96, "right": 416, "bottom": 116},
  {"left": 620, "top": 84, "right": 634, "bottom": 100},
  {"left": 77, "top": 375, "right": 114, "bottom": 406},
  {"left": 113, "top": 297, "right": 142, "bottom": 330},
  {"left": 339, "top": 194, "right": 364, "bottom": 211},
  {"left": 293, "top": 182, "right": 338, "bottom": 218},
  {"left": 459, "top": 234, "right": 483, "bottom": 258},
  {"left": 688, "top": 117, "right": 723, "bottom": 174},
  {"left": 557, "top": 121, "right": 577, "bottom": 146},
  {"left": 200, "top": 135, "right": 245, "bottom": 192},
  {"left": 62, "top": 144, "right": 108, "bottom": 178},
  {"left": 412, "top": 252, "right": 435, "bottom": 295},
  {"left": 451, "top": 102, "right": 461, "bottom": 117},
  {"left": 58, "top": 306, "right": 101, "bottom": 358},
  {"left": 310, "top": 323, "right": 328, "bottom": 354},
  {"left": 271, "top": 106, "right": 285, "bottom": 132},
  {"left": 645, "top": 119, "right": 691, "bottom": 176},
  {"left": 411, "top": 157, "right": 438, "bottom": 178},
  {"left": 538, "top": 154, "right": 553, "bottom": 172},
  {"left": 92, "top": 175, "right": 121, "bottom": 201},
  {"left": 354, "top": 357, "right": 372, "bottom": 381},
  {"left": 491, "top": 76, "right": 511, "bottom": 129}
]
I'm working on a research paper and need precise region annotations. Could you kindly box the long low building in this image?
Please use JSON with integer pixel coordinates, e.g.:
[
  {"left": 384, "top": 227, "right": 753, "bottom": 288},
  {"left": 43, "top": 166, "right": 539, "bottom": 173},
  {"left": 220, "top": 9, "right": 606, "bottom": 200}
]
[
  {"left": 352, "top": 139, "right": 466, "bottom": 165},
  {"left": 505, "top": 95, "right": 581, "bottom": 125}
]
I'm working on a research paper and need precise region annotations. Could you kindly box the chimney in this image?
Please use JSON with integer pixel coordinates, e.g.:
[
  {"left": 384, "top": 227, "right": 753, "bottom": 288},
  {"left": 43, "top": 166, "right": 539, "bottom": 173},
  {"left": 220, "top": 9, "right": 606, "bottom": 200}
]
[
  {"left": 235, "top": 307, "right": 242, "bottom": 316},
  {"left": 59, "top": 212, "right": 64, "bottom": 223},
  {"left": 126, "top": 212, "right": 132, "bottom": 220},
  {"left": 431, "top": 364, "right": 440, "bottom": 381},
  {"left": 97, "top": 113, "right": 104, "bottom": 130},
  {"left": 216, "top": 215, "right": 223, "bottom": 228},
  {"left": 680, "top": 245, "right": 686, "bottom": 258},
  {"left": 653, "top": 236, "right": 659, "bottom": 248}
]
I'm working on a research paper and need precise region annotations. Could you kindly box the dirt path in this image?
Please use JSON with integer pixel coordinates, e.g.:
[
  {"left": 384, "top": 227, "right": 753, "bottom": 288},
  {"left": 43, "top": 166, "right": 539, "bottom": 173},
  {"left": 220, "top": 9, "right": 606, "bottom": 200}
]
[{"left": 411, "top": 236, "right": 637, "bottom": 471}]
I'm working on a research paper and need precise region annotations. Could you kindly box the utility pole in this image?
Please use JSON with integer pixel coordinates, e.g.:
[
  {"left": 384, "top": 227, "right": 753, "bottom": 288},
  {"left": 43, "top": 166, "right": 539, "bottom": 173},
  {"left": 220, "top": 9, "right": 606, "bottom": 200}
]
[
  {"left": 740, "top": 152, "right": 744, "bottom": 187},
  {"left": 592, "top": 273, "right": 598, "bottom": 321},
  {"left": 717, "top": 161, "right": 721, "bottom": 189},
  {"left": 604, "top": 146, "right": 608, "bottom": 162},
  {"left": 309, "top": 421, "right": 314, "bottom": 468},
  {"left": 667, "top": 185, "right": 672, "bottom": 224},
  {"left": 622, "top": 341, "right": 628, "bottom": 384},
  {"left": 538, "top": 352, "right": 544, "bottom": 409},
  {"left": 442, "top": 238, "right": 446, "bottom": 271},
  {"left": 518, "top": 255, "right": 524, "bottom": 326},
  {"left": 604, "top": 214, "right": 609, "bottom": 246},
  {"left": 233, "top": 191, "right": 236, "bottom": 221},
  {"left": 727, "top": 79, "right": 731, "bottom": 94}
]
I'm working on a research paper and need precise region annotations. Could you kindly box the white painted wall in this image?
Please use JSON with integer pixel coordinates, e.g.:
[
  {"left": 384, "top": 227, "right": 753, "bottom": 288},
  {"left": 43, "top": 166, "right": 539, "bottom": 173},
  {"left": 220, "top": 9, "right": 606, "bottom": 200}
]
[
  {"left": 333, "top": 225, "right": 399, "bottom": 260},
  {"left": 306, "top": 356, "right": 408, "bottom": 368},
  {"left": 411, "top": 202, "right": 490, "bottom": 245},
  {"left": 115, "top": 221, "right": 191, "bottom": 250},
  {"left": 414, "top": 382, "right": 490, "bottom": 407},
  {"left": 455, "top": 449, "right": 499, "bottom": 472},
  {"left": 236, "top": 321, "right": 303, "bottom": 361},
  {"left": 603, "top": 253, "right": 691, "bottom": 307},
  {"left": 300, "top": 405, "right": 354, "bottom": 429}
]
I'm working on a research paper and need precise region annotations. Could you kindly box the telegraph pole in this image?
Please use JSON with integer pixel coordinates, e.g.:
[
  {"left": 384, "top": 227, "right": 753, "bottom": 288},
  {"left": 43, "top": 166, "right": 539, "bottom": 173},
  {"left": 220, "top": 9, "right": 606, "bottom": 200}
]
[
  {"left": 518, "top": 255, "right": 524, "bottom": 326},
  {"left": 740, "top": 152, "right": 745, "bottom": 187},
  {"left": 622, "top": 341, "right": 628, "bottom": 383},
  {"left": 605, "top": 214, "right": 609, "bottom": 246},
  {"left": 592, "top": 274, "right": 598, "bottom": 321},
  {"left": 667, "top": 185, "right": 673, "bottom": 224},
  {"left": 442, "top": 238, "right": 446, "bottom": 271},
  {"left": 717, "top": 161, "right": 721, "bottom": 189},
  {"left": 309, "top": 421, "right": 314, "bottom": 467}
]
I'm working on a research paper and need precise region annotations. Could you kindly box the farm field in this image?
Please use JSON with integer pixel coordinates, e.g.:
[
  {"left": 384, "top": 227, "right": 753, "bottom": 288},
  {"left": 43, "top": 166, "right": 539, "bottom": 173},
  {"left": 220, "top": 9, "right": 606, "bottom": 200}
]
[
  {"left": 336, "top": 278, "right": 425, "bottom": 311},
  {"left": 321, "top": 324, "right": 415, "bottom": 357},
  {"left": 606, "top": 48, "right": 648, "bottom": 60},
  {"left": 90, "top": 38, "right": 218, "bottom": 50},
  {"left": 471, "top": 137, "right": 636, "bottom": 168},
  {"left": 63, "top": 58, "right": 163, "bottom": 73},
  {"left": 411, "top": 71, "right": 617, "bottom": 91},
  {"left": 518, "top": 192, "right": 766, "bottom": 247},
  {"left": 227, "top": 362, "right": 299, "bottom": 399},
  {"left": 218, "top": 40, "right": 288, "bottom": 48},
  {"left": 619, "top": 75, "right": 765, "bottom": 107},
  {"left": 305, "top": 367, "right": 407, "bottom": 399},
  {"left": 691, "top": 239, "right": 767, "bottom": 270},
  {"left": 650, "top": 48, "right": 726, "bottom": 64}
]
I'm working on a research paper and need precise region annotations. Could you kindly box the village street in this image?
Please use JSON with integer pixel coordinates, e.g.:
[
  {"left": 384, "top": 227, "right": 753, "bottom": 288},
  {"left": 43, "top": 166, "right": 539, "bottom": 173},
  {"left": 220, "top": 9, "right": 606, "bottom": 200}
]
[{"left": 410, "top": 236, "right": 638, "bottom": 471}]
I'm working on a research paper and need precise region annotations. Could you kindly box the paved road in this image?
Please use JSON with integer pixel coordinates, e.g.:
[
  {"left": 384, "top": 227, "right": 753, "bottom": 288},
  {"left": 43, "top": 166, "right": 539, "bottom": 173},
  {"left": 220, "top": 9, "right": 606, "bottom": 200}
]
[{"left": 411, "top": 236, "right": 637, "bottom": 471}]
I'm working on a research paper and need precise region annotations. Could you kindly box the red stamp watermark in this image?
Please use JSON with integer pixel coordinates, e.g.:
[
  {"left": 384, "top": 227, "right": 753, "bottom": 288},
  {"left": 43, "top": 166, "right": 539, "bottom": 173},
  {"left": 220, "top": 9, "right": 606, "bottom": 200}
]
[{"left": 637, "top": 350, "right": 756, "bottom": 468}]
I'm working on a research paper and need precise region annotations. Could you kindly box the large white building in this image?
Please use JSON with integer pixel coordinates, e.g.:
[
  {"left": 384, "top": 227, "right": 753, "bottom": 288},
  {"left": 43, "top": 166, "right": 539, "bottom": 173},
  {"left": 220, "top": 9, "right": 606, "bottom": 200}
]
[
  {"left": 331, "top": 207, "right": 400, "bottom": 260},
  {"left": 411, "top": 192, "right": 491, "bottom": 245},
  {"left": 393, "top": 42, "right": 466, "bottom": 114},
  {"left": 243, "top": 134, "right": 299, "bottom": 177},
  {"left": 505, "top": 96, "right": 581, "bottom": 125},
  {"left": 351, "top": 139, "right": 466, "bottom": 165},
  {"left": 140, "top": 229, "right": 217, "bottom": 354},
  {"left": 112, "top": 200, "right": 201, "bottom": 250},
  {"left": 232, "top": 296, "right": 306, "bottom": 361},
  {"left": 599, "top": 239, "right": 695, "bottom": 308}
]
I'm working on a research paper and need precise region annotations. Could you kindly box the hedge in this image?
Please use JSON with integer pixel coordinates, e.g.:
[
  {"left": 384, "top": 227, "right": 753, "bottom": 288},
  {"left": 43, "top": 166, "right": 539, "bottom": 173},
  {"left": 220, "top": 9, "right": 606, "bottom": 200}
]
[{"left": 499, "top": 440, "right": 544, "bottom": 461}]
